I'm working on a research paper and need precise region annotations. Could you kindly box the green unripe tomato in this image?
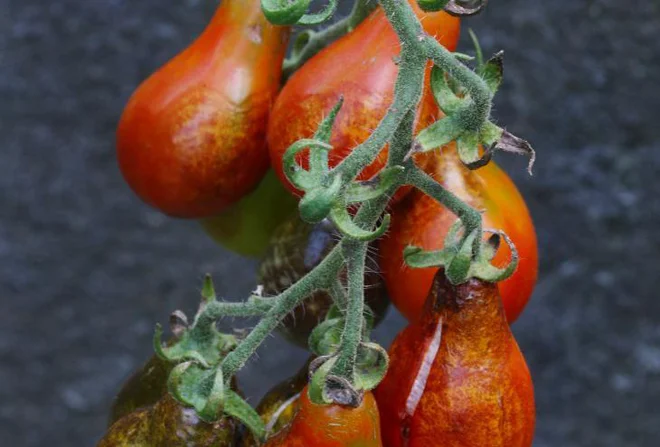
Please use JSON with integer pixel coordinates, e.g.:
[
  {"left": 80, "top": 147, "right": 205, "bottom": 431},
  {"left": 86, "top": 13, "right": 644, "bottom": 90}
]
[{"left": 200, "top": 170, "right": 297, "bottom": 258}]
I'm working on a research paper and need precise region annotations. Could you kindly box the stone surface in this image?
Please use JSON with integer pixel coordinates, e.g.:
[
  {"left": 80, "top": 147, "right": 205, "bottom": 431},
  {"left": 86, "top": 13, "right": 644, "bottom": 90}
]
[{"left": 2, "top": 0, "right": 659, "bottom": 445}]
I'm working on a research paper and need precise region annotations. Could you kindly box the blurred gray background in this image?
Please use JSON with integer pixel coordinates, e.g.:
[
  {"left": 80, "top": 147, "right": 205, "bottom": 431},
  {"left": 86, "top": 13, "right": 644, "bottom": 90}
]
[{"left": 2, "top": 0, "right": 660, "bottom": 445}]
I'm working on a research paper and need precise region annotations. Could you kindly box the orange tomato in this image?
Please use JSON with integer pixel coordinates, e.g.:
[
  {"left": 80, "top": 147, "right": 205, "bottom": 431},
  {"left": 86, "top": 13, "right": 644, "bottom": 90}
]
[
  {"left": 379, "top": 145, "right": 538, "bottom": 323},
  {"left": 264, "top": 386, "right": 382, "bottom": 447},
  {"left": 375, "top": 271, "right": 535, "bottom": 446},
  {"left": 117, "top": 0, "right": 289, "bottom": 218},
  {"left": 267, "top": 2, "right": 460, "bottom": 197}
]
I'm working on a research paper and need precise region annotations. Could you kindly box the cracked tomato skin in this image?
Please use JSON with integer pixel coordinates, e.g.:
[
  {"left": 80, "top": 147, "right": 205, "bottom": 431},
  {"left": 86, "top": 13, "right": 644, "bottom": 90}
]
[
  {"left": 263, "top": 386, "right": 383, "bottom": 447},
  {"left": 267, "top": 1, "right": 460, "bottom": 198},
  {"left": 375, "top": 272, "right": 535, "bottom": 447},
  {"left": 379, "top": 144, "right": 538, "bottom": 323},
  {"left": 117, "top": 0, "right": 289, "bottom": 218},
  {"left": 98, "top": 394, "right": 240, "bottom": 447}
]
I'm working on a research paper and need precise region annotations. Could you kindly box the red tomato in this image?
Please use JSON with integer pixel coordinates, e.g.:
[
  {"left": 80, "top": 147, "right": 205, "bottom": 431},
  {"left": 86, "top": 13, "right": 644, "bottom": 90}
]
[
  {"left": 117, "top": 0, "right": 289, "bottom": 218},
  {"left": 379, "top": 144, "right": 538, "bottom": 323},
  {"left": 375, "top": 271, "right": 535, "bottom": 447},
  {"left": 264, "top": 385, "right": 383, "bottom": 447},
  {"left": 267, "top": 2, "right": 460, "bottom": 197}
]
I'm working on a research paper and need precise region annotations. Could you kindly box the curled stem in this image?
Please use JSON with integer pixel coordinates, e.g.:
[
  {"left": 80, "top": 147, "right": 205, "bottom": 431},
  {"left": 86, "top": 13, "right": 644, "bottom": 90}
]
[{"left": 283, "top": 0, "right": 378, "bottom": 80}]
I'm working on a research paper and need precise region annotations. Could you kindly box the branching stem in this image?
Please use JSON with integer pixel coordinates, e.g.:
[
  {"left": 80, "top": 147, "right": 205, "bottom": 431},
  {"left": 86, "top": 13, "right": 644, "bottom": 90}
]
[
  {"left": 220, "top": 246, "right": 344, "bottom": 379},
  {"left": 164, "top": 0, "right": 512, "bottom": 418},
  {"left": 282, "top": 0, "right": 378, "bottom": 80}
]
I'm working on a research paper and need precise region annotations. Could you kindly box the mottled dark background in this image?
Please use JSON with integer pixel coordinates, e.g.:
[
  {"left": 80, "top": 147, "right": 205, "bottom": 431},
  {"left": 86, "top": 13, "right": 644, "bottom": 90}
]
[{"left": 2, "top": 0, "right": 659, "bottom": 445}]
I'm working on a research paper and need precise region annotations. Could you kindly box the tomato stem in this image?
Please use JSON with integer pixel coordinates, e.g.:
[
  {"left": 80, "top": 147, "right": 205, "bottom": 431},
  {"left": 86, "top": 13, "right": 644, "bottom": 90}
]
[
  {"left": 331, "top": 241, "right": 367, "bottom": 381},
  {"left": 282, "top": 0, "right": 378, "bottom": 81},
  {"left": 219, "top": 246, "right": 343, "bottom": 379},
  {"left": 406, "top": 166, "right": 483, "bottom": 258}
]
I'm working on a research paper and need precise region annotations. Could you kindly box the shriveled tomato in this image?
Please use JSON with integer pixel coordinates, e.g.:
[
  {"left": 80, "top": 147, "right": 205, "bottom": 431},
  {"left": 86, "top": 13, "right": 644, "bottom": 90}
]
[
  {"left": 267, "top": 2, "right": 460, "bottom": 197},
  {"left": 200, "top": 170, "right": 297, "bottom": 258},
  {"left": 263, "top": 386, "right": 383, "bottom": 447},
  {"left": 379, "top": 145, "right": 538, "bottom": 323},
  {"left": 117, "top": 0, "right": 289, "bottom": 218},
  {"left": 258, "top": 215, "right": 389, "bottom": 347},
  {"left": 375, "top": 270, "right": 535, "bottom": 447}
]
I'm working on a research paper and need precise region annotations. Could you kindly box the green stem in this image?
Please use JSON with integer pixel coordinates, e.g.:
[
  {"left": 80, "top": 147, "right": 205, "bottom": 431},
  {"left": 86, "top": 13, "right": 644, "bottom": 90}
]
[
  {"left": 389, "top": 109, "right": 417, "bottom": 167},
  {"left": 220, "top": 247, "right": 344, "bottom": 379},
  {"left": 331, "top": 240, "right": 367, "bottom": 380},
  {"left": 407, "top": 166, "right": 483, "bottom": 256},
  {"left": 282, "top": 0, "right": 378, "bottom": 80},
  {"left": 330, "top": 278, "right": 348, "bottom": 310},
  {"left": 200, "top": 299, "right": 273, "bottom": 320},
  {"left": 332, "top": 53, "right": 425, "bottom": 183},
  {"left": 379, "top": 0, "right": 492, "bottom": 133}
]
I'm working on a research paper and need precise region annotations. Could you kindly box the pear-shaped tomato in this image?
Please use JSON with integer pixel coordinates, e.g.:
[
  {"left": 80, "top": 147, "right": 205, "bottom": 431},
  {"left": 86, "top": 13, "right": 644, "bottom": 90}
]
[
  {"left": 268, "top": 1, "right": 460, "bottom": 197},
  {"left": 375, "top": 270, "right": 535, "bottom": 446},
  {"left": 379, "top": 145, "right": 538, "bottom": 323},
  {"left": 263, "top": 386, "right": 383, "bottom": 447},
  {"left": 117, "top": 0, "right": 290, "bottom": 218}
]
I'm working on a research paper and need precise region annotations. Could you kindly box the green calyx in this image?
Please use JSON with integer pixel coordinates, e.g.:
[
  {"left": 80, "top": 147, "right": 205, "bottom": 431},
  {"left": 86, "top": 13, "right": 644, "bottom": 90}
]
[
  {"left": 261, "top": 0, "right": 310, "bottom": 26},
  {"left": 417, "top": 0, "right": 450, "bottom": 12},
  {"left": 261, "top": 0, "right": 338, "bottom": 26},
  {"left": 414, "top": 35, "right": 536, "bottom": 173},
  {"left": 307, "top": 341, "right": 388, "bottom": 407},
  {"left": 281, "top": 96, "right": 399, "bottom": 241},
  {"left": 153, "top": 275, "right": 274, "bottom": 439},
  {"left": 404, "top": 220, "right": 519, "bottom": 285}
]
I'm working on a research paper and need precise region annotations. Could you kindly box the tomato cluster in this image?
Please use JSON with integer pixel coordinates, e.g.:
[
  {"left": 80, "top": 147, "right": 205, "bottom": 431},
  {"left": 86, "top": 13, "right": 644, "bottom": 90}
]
[{"left": 107, "top": 0, "right": 539, "bottom": 446}]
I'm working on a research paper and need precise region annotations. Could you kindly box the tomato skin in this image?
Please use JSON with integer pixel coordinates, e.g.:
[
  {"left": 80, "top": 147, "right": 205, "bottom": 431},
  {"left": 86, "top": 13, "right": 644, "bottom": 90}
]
[
  {"left": 98, "top": 394, "right": 240, "bottom": 447},
  {"left": 379, "top": 144, "right": 538, "bottom": 323},
  {"left": 108, "top": 353, "right": 172, "bottom": 426},
  {"left": 268, "top": 2, "right": 460, "bottom": 197},
  {"left": 258, "top": 215, "right": 389, "bottom": 347},
  {"left": 264, "top": 386, "right": 383, "bottom": 447},
  {"left": 117, "top": 0, "right": 289, "bottom": 218},
  {"left": 375, "top": 272, "right": 535, "bottom": 447},
  {"left": 200, "top": 170, "right": 297, "bottom": 258},
  {"left": 241, "top": 358, "right": 311, "bottom": 446}
]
